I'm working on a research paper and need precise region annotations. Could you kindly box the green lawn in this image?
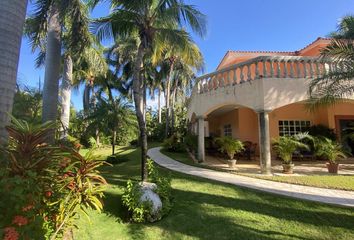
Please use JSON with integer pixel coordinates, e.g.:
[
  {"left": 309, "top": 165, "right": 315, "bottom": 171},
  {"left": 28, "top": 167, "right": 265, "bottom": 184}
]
[
  {"left": 74, "top": 145, "right": 354, "bottom": 240},
  {"left": 162, "top": 149, "right": 354, "bottom": 191},
  {"left": 251, "top": 175, "right": 354, "bottom": 191}
]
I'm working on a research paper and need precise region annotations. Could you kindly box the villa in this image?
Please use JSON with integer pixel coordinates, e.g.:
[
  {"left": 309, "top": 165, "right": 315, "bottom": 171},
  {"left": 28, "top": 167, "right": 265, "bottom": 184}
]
[{"left": 187, "top": 37, "right": 354, "bottom": 174}]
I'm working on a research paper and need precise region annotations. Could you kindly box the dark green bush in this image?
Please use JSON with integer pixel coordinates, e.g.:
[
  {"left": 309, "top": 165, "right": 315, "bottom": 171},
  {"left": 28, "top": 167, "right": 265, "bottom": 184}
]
[
  {"left": 184, "top": 133, "right": 198, "bottom": 153},
  {"left": 106, "top": 154, "right": 128, "bottom": 164},
  {"left": 130, "top": 139, "right": 139, "bottom": 147},
  {"left": 162, "top": 135, "right": 186, "bottom": 152},
  {"left": 308, "top": 124, "right": 336, "bottom": 141}
]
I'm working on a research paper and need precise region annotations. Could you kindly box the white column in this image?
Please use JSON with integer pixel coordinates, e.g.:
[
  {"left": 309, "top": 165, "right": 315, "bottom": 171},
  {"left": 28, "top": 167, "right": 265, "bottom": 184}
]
[
  {"left": 257, "top": 111, "right": 272, "bottom": 175},
  {"left": 197, "top": 116, "right": 205, "bottom": 162}
]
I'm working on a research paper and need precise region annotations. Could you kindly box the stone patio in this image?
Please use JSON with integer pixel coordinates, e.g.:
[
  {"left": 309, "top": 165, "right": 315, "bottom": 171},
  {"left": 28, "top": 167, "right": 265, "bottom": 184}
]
[{"left": 202, "top": 155, "right": 354, "bottom": 176}]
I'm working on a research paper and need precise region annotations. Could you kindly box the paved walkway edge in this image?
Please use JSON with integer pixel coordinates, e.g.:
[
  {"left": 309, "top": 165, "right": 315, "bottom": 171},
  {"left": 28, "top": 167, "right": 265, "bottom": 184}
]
[{"left": 148, "top": 147, "right": 354, "bottom": 207}]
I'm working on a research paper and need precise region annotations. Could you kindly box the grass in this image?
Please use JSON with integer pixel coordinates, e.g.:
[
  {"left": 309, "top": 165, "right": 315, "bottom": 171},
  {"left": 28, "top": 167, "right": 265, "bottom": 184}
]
[
  {"left": 251, "top": 175, "right": 354, "bottom": 191},
  {"left": 74, "top": 145, "right": 354, "bottom": 240},
  {"left": 162, "top": 149, "right": 354, "bottom": 191}
]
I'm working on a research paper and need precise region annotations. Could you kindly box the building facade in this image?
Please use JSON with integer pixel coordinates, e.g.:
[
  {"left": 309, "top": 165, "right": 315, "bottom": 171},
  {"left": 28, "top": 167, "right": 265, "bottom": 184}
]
[{"left": 187, "top": 38, "right": 354, "bottom": 174}]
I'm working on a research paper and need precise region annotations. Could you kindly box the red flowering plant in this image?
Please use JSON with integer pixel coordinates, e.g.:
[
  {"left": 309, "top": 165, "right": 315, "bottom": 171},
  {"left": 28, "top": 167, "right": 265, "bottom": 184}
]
[{"left": 0, "top": 117, "right": 107, "bottom": 239}]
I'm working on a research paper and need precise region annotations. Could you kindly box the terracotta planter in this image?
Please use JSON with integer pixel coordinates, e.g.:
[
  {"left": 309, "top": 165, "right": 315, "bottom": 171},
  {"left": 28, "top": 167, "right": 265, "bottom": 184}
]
[
  {"left": 282, "top": 163, "right": 294, "bottom": 174},
  {"left": 228, "top": 159, "right": 237, "bottom": 168},
  {"left": 326, "top": 162, "right": 339, "bottom": 174}
]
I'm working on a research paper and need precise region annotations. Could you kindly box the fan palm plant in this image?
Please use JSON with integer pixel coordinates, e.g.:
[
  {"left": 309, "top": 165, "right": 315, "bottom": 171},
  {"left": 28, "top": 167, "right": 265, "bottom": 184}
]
[
  {"left": 308, "top": 15, "right": 354, "bottom": 109},
  {"left": 0, "top": 0, "right": 29, "bottom": 142},
  {"left": 92, "top": 0, "right": 206, "bottom": 181}
]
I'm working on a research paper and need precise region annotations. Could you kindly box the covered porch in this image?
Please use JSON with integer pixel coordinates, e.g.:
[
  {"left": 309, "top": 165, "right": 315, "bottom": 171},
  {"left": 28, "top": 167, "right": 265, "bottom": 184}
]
[{"left": 190, "top": 101, "right": 354, "bottom": 175}]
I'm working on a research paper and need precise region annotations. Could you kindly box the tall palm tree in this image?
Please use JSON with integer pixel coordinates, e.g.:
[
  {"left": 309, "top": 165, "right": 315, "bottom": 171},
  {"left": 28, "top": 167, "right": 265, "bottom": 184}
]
[
  {"left": 309, "top": 15, "right": 354, "bottom": 108},
  {"left": 88, "top": 70, "right": 134, "bottom": 155},
  {"left": 26, "top": 0, "right": 92, "bottom": 141},
  {"left": 153, "top": 37, "right": 204, "bottom": 137},
  {"left": 42, "top": 1, "right": 62, "bottom": 129},
  {"left": 26, "top": 0, "right": 94, "bottom": 140},
  {"left": 93, "top": 0, "right": 206, "bottom": 181},
  {"left": 0, "top": 0, "right": 28, "bottom": 142}
]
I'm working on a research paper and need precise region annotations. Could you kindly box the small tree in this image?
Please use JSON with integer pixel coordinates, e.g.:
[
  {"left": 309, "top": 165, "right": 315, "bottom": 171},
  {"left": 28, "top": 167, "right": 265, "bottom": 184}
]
[{"left": 214, "top": 137, "right": 244, "bottom": 160}]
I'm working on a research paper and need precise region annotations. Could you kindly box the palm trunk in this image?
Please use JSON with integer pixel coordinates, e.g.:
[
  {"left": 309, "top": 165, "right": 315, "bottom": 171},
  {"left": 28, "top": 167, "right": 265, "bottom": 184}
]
[
  {"left": 171, "top": 88, "right": 177, "bottom": 135},
  {"left": 91, "top": 87, "right": 101, "bottom": 147},
  {"left": 60, "top": 55, "right": 72, "bottom": 139},
  {"left": 158, "top": 87, "right": 162, "bottom": 124},
  {"left": 0, "top": 0, "right": 28, "bottom": 143},
  {"left": 42, "top": 2, "right": 62, "bottom": 141},
  {"left": 133, "top": 43, "right": 148, "bottom": 182},
  {"left": 143, "top": 81, "right": 147, "bottom": 121},
  {"left": 165, "top": 63, "right": 174, "bottom": 138},
  {"left": 112, "top": 129, "right": 116, "bottom": 155}
]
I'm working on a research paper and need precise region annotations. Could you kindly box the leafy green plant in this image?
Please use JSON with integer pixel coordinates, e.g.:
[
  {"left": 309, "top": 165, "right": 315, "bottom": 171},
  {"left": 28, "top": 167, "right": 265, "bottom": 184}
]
[
  {"left": 272, "top": 133, "right": 311, "bottom": 164},
  {"left": 122, "top": 159, "right": 172, "bottom": 223},
  {"left": 313, "top": 137, "right": 347, "bottom": 163},
  {"left": 122, "top": 180, "right": 153, "bottom": 223},
  {"left": 162, "top": 134, "right": 186, "bottom": 152},
  {"left": 106, "top": 154, "right": 128, "bottom": 164},
  {"left": 214, "top": 137, "right": 244, "bottom": 160},
  {"left": 146, "top": 159, "right": 172, "bottom": 217},
  {"left": 88, "top": 136, "right": 98, "bottom": 149}
]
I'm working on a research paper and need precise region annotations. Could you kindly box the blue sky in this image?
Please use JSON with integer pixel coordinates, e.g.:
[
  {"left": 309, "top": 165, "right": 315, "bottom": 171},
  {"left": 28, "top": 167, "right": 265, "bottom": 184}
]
[{"left": 17, "top": 0, "right": 354, "bottom": 110}]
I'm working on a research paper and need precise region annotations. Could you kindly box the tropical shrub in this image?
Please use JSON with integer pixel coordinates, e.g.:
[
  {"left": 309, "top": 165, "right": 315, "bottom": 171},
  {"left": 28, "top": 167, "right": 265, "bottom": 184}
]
[
  {"left": 162, "top": 134, "right": 186, "bottom": 152},
  {"left": 106, "top": 154, "right": 128, "bottom": 164},
  {"left": 272, "top": 133, "right": 311, "bottom": 164},
  {"left": 313, "top": 137, "right": 347, "bottom": 163},
  {"left": 214, "top": 137, "right": 244, "bottom": 160},
  {"left": 184, "top": 133, "right": 198, "bottom": 153},
  {"left": 308, "top": 124, "right": 336, "bottom": 141},
  {"left": 122, "top": 159, "right": 172, "bottom": 223},
  {"left": 0, "top": 118, "right": 107, "bottom": 239},
  {"left": 129, "top": 139, "right": 139, "bottom": 147}
]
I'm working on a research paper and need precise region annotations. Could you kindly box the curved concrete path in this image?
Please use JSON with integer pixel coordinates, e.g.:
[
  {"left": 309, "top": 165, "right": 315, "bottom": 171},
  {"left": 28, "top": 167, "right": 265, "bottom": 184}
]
[{"left": 148, "top": 147, "right": 354, "bottom": 207}]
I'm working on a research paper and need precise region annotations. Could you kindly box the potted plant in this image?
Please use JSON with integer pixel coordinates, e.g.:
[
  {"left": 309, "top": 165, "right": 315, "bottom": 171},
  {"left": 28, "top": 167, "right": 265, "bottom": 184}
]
[
  {"left": 313, "top": 137, "right": 347, "bottom": 174},
  {"left": 214, "top": 136, "right": 244, "bottom": 168},
  {"left": 272, "top": 133, "right": 311, "bottom": 174}
]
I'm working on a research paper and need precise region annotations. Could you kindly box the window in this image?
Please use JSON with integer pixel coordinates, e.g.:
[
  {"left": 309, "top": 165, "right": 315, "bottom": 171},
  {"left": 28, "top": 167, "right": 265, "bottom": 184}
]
[
  {"left": 224, "top": 124, "right": 232, "bottom": 137},
  {"left": 278, "top": 120, "right": 310, "bottom": 136}
]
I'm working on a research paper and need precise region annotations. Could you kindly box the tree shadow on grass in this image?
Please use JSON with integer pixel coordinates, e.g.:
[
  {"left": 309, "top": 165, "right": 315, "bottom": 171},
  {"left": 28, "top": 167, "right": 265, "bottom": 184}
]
[{"left": 102, "top": 179, "right": 354, "bottom": 240}]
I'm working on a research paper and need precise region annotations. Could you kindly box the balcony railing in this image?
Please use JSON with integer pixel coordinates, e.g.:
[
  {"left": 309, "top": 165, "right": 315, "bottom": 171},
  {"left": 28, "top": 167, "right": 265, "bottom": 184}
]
[{"left": 194, "top": 56, "right": 334, "bottom": 94}]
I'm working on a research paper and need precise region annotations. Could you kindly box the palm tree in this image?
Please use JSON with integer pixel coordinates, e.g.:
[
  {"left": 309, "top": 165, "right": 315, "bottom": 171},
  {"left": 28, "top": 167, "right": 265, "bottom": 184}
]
[
  {"left": 42, "top": 1, "right": 62, "bottom": 128},
  {"left": 89, "top": 71, "right": 134, "bottom": 155},
  {"left": 26, "top": 0, "right": 93, "bottom": 141},
  {"left": 0, "top": 0, "right": 29, "bottom": 142},
  {"left": 308, "top": 15, "right": 354, "bottom": 108},
  {"left": 26, "top": 0, "right": 95, "bottom": 140},
  {"left": 93, "top": 0, "right": 206, "bottom": 181}
]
